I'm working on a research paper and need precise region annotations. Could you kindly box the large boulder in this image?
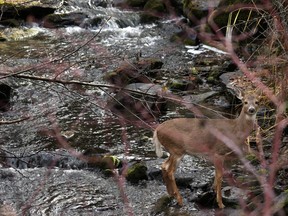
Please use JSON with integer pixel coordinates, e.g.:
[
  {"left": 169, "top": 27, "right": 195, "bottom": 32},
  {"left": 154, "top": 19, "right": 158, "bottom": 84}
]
[
  {"left": 0, "top": 0, "right": 63, "bottom": 26},
  {"left": 104, "top": 58, "right": 163, "bottom": 87},
  {"left": 106, "top": 83, "right": 168, "bottom": 124},
  {"left": 140, "top": 0, "right": 167, "bottom": 23}
]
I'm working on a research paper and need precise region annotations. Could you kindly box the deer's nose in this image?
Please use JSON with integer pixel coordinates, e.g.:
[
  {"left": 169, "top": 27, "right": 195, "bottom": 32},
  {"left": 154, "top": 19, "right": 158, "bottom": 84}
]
[{"left": 248, "top": 107, "right": 256, "bottom": 114}]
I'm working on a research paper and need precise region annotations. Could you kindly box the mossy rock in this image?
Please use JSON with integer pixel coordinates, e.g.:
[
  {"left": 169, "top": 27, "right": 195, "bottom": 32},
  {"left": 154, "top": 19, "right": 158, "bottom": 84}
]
[
  {"left": 167, "top": 78, "right": 198, "bottom": 92},
  {"left": 100, "top": 155, "right": 122, "bottom": 170},
  {"left": 151, "top": 195, "right": 174, "bottom": 215},
  {"left": 205, "top": 65, "right": 224, "bottom": 84},
  {"left": 0, "top": 0, "right": 63, "bottom": 8},
  {"left": 191, "top": 67, "right": 199, "bottom": 75},
  {"left": 126, "top": 162, "right": 148, "bottom": 183},
  {"left": 2, "top": 27, "right": 41, "bottom": 41}
]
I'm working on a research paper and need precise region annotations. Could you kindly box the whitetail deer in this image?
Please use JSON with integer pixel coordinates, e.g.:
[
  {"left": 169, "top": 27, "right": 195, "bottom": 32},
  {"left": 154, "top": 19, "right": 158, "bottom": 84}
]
[{"left": 153, "top": 91, "right": 259, "bottom": 208}]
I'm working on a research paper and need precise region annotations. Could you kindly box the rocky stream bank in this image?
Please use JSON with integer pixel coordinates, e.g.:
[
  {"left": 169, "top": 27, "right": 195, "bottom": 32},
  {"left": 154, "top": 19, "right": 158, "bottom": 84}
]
[{"left": 0, "top": 0, "right": 288, "bottom": 215}]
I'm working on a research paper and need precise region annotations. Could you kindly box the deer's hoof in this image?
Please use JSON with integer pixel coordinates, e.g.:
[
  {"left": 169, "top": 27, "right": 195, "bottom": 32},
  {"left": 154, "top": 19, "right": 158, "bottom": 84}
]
[
  {"left": 176, "top": 197, "right": 183, "bottom": 206},
  {"left": 218, "top": 202, "right": 225, "bottom": 209}
]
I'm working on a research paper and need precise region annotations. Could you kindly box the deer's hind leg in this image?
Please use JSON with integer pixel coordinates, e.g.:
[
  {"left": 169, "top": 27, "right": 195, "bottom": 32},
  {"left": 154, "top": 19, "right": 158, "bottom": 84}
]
[
  {"left": 213, "top": 156, "right": 225, "bottom": 209},
  {"left": 161, "top": 154, "right": 183, "bottom": 206}
]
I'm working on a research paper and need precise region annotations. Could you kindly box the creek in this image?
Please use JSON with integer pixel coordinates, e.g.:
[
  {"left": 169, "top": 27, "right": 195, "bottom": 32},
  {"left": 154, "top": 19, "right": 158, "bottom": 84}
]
[{"left": 0, "top": 1, "right": 241, "bottom": 215}]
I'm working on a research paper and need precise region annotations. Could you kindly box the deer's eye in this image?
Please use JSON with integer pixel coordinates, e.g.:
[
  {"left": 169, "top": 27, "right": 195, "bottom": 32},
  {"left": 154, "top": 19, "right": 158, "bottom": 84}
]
[
  {"left": 255, "top": 101, "right": 259, "bottom": 105},
  {"left": 244, "top": 101, "right": 248, "bottom": 104}
]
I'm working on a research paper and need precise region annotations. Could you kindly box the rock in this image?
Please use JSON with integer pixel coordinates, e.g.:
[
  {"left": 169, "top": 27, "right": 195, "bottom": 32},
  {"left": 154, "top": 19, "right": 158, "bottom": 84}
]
[
  {"left": 1, "top": 27, "right": 42, "bottom": 41},
  {"left": 0, "top": 19, "right": 21, "bottom": 27},
  {"left": 104, "top": 58, "right": 163, "bottom": 87},
  {"left": 0, "top": 0, "right": 63, "bottom": 8},
  {"left": 0, "top": 1, "right": 62, "bottom": 26},
  {"left": 100, "top": 155, "right": 123, "bottom": 170},
  {"left": 151, "top": 195, "right": 174, "bottom": 215},
  {"left": 140, "top": 0, "right": 167, "bottom": 23},
  {"left": 222, "top": 186, "right": 248, "bottom": 208},
  {"left": 166, "top": 78, "right": 199, "bottom": 92},
  {"left": 126, "top": 0, "right": 148, "bottom": 8},
  {"left": 126, "top": 161, "right": 148, "bottom": 183},
  {"left": 182, "top": 91, "right": 217, "bottom": 104},
  {"left": 169, "top": 0, "right": 184, "bottom": 15},
  {"left": 106, "top": 83, "right": 168, "bottom": 123},
  {"left": 0, "top": 84, "right": 11, "bottom": 112},
  {"left": 208, "top": 0, "right": 265, "bottom": 36},
  {"left": 182, "top": 0, "right": 220, "bottom": 22},
  {"left": 3, "top": 150, "right": 87, "bottom": 169},
  {"left": 170, "top": 30, "right": 199, "bottom": 46},
  {"left": 43, "top": 12, "right": 88, "bottom": 28}
]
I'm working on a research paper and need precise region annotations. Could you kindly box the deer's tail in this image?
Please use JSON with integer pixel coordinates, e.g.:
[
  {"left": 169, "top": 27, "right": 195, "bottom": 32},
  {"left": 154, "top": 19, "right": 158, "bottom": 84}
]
[{"left": 153, "top": 130, "right": 163, "bottom": 158}]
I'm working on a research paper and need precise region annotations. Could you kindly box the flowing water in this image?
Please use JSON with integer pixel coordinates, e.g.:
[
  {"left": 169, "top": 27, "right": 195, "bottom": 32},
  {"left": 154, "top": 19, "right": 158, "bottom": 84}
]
[{"left": 0, "top": 1, "right": 228, "bottom": 215}]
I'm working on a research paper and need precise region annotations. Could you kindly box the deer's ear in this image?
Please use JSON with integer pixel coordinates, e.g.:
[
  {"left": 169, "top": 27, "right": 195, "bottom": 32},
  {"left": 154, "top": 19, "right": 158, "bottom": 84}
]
[
  {"left": 255, "top": 89, "right": 262, "bottom": 98},
  {"left": 235, "top": 88, "right": 244, "bottom": 100}
]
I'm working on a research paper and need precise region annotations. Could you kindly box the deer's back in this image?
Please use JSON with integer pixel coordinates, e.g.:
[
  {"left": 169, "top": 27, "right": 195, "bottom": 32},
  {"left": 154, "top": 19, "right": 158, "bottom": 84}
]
[{"left": 156, "top": 117, "right": 253, "bottom": 156}]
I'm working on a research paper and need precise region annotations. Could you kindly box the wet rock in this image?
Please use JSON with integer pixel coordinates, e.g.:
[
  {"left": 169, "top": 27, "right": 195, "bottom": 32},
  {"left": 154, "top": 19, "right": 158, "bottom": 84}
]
[
  {"left": 151, "top": 195, "right": 174, "bottom": 215},
  {"left": 106, "top": 83, "right": 168, "bottom": 123},
  {"left": 104, "top": 58, "right": 163, "bottom": 87},
  {"left": 140, "top": 0, "right": 167, "bottom": 23},
  {"left": 170, "top": 29, "right": 200, "bottom": 46},
  {"left": 194, "top": 191, "right": 218, "bottom": 208},
  {"left": 0, "top": 19, "right": 21, "bottom": 28},
  {"left": 105, "top": 64, "right": 149, "bottom": 87},
  {"left": 91, "top": 0, "right": 110, "bottom": 8},
  {"left": 0, "top": 84, "right": 11, "bottom": 112},
  {"left": 0, "top": 0, "right": 63, "bottom": 8},
  {"left": 126, "top": 0, "right": 148, "bottom": 8},
  {"left": 2, "top": 150, "right": 87, "bottom": 169},
  {"left": 147, "top": 167, "right": 162, "bottom": 181},
  {"left": 1, "top": 27, "right": 42, "bottom": 41},
  {"left": 81, "top": 16, "right": 103, "bottom": 28},
  {"left": 0, "top": 1, "right": 61, "bottom": 26},
  {"left": 100, "top": 155, "right": 122, "bottom": 169},
  {"left": 43, "top": 12, "right": 88, "bottom": 28},
  {"left": 126, "top": 161, "right": 148, "bottom": 183}
]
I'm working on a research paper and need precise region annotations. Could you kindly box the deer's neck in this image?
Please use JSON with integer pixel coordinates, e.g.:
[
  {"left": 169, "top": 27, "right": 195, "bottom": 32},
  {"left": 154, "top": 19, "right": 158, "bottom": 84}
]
[{"left": 236, "top": 110, "right": 257, "bottom": 133}]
